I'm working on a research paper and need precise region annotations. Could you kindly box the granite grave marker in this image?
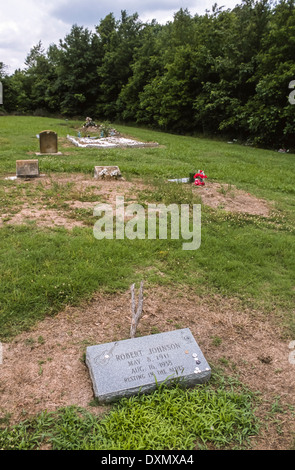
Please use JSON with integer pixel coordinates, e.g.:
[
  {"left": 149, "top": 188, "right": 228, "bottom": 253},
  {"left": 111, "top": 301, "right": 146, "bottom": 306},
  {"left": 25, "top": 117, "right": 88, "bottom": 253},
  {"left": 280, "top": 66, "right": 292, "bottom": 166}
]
[
  {"left": 38, "top": 130, "right": 60, "bottom": 154},
  {"left": 16, "top": 159, "right": 39, "bottom": 177},
  {"left": 86, "top": 328, "right": 211, "bottom": 403}
]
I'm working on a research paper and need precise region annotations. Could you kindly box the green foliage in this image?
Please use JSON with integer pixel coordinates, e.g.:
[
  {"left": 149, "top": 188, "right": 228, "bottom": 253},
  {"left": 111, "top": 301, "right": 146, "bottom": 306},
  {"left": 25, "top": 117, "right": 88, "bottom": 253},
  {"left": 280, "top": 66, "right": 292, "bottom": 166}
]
[
  {"left": 99, "top": 120, "right": 113, "bottom": 137},
  {"left": 96, "top": 11, "right": 143, "bottom": 120},
  {"left": 3, "top": 1, "right": 295, "bottom": 147},
  {"left": 0, "top": 381, "right": 260, "bottom": 450},
  {"left": 47, "top": 25, "right": 101, "bottom": 116}
]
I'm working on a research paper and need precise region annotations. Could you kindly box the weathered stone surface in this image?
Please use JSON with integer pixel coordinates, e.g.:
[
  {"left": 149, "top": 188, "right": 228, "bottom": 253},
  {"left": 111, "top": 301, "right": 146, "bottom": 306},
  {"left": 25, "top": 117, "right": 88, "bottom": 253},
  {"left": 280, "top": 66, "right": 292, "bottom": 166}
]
[
  {"left": 86, "top": 328, "right": 211, "bottom": 403},
  {"left": 39, "top": 130, "right": 58, "bottom": 154},
  {"left": 16, "top": 160, "right": 39, "bottom": 177},
  {"left": 94, "top": 166, "right": 122, "bottom": 180},
  {"left": 67, "top": 135, "right": 159, "bottom": 148}
]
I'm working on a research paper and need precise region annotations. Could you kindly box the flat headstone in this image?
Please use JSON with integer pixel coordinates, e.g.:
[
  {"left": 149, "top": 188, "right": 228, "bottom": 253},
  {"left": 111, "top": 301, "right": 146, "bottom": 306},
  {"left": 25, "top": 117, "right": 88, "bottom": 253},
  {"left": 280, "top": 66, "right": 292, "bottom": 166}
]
[
  {"left": 94, "top": 166, "right": 122, "bottom": 180},
  {"left": 86, "top": 328, "right": 211, "bottom": 403},
  {"left": 168, "top": 178, "right": 190, "bottom": 183},
  {"left": 16, "top": 159, "right": 39, "bottom": 177},
  {"left": 38, "top": 130, "right": 60, "bottom": 154}
]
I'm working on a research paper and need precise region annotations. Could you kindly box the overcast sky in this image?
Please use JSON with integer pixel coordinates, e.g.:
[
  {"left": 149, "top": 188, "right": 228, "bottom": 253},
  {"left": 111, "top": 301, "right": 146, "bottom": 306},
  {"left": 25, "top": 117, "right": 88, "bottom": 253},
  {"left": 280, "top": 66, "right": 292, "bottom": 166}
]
[{"left": 0, "top": 0, "right": 241, "bottom": 74}]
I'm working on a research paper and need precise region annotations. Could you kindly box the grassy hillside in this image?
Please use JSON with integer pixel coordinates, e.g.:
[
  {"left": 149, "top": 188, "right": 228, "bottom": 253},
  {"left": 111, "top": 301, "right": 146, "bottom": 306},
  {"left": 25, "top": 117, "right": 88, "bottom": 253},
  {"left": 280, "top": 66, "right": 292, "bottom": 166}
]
[
  {"left": 0, "top": 116, "right": 294, "bottom": 339},
  {"left": 0, "top": 116, "right": 295, "bottom": 451}
]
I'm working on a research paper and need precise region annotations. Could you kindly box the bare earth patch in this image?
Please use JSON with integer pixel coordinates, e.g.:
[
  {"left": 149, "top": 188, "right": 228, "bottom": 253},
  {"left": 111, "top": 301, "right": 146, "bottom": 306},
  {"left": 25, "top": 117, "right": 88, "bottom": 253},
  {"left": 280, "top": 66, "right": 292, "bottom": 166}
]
[
  {"left": 0, "top": 174, "right": 272, "bottom": 229},
  {"left": 194, "top": 181, "right": 271, "bottom": 217},
  {"left": 2, "top": 204, "right": 85, "bottom": 229},
  {"left": 0, "top": 286, "right": 294, "bottom": 450},
  {"left": 0, "top": 174, "right": 149, "bottom": 228}
]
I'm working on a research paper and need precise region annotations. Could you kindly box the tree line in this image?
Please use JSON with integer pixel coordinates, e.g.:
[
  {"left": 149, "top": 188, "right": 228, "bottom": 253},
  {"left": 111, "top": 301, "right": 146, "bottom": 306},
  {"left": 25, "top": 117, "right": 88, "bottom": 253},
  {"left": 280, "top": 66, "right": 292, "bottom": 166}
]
[{"left": 1, "top": 0, "right": 295, "bottom": 149}]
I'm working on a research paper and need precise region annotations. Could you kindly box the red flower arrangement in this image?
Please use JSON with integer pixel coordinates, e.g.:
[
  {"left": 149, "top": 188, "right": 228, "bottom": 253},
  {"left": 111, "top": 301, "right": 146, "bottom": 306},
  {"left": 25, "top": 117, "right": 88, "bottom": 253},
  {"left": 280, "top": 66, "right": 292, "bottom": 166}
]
[{"left": 194, "top": 170, "right": 207, "bottom": 186}]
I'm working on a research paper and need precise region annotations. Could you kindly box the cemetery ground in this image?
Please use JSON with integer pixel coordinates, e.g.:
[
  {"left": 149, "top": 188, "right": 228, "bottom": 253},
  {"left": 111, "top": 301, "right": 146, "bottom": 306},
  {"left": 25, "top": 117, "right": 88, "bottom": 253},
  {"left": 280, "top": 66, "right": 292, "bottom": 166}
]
[{"left": 0, "top": 116, "right": 294, "bottom": 450}]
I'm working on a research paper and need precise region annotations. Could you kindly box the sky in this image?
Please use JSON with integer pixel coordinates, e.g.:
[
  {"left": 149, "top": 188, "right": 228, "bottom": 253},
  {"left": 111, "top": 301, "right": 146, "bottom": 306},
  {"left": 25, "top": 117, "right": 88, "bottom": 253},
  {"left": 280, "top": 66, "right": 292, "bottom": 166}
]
[{"left": 0, "top": 0, "right": 241, "bottom": 74}]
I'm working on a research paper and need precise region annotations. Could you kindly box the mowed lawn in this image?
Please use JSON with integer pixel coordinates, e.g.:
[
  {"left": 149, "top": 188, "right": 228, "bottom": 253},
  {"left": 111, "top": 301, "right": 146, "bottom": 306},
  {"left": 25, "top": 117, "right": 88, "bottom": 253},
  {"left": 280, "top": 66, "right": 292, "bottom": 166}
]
[{"left": 0, "top": 115, "right": 294, "bottom": 340}]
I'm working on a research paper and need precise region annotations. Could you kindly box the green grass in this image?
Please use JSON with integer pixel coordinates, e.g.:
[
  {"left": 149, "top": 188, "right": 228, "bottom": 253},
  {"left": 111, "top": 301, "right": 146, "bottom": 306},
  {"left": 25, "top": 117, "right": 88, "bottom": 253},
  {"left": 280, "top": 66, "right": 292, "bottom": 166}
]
[
  {"left": 0, "top": 208, "right": 294, "bottom": 339},
  {"left": 0, "top": 376, "right": 260, "bottom": 450},
  {"left": 0, "top": 116, "right": 295, "bottom": 339},
  {"left": 1, "top": 115, "right": 295, "bottom": 450},
  {"left": 1, "top": 116, "right": 295, "bottom": 194}
]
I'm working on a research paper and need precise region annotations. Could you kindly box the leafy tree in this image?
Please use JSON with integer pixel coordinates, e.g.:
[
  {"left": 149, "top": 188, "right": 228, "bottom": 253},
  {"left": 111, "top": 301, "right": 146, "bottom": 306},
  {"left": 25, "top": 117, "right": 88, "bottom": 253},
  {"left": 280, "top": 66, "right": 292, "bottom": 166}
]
[
  {"left": 47, "top": 25, "right": 101, "bottom": 116},
  {"left": 0, "top": 62, "right": 6, "bottom": 79},
  {"left": 3, "top": 1, "right": 295, "bottom": 148},
  {"left": 95, "top": 11, "right": 143, "bottom": 120},
  {"left": 131, "top": 9, "right": 199, "bottom": 131},
  {"left": 23, "top": 41, "right": 56, "bottom": 114},
  {"left": 244, "top": 0, "right": 295, "bottom": 146},
  {"left": 116, "top": 20, "right": 164, "bottom": 122},
  {"left": 2, "top": 70, "right": 32, "bottom": 113},
  {"left": 193, "top": 1, "right": 271, "bottom": 137}
]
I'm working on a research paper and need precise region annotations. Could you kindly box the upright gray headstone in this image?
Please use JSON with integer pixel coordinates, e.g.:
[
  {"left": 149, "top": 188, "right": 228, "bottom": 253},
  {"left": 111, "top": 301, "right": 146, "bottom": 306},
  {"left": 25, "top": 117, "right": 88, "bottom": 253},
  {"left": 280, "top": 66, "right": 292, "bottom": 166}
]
[
  {"left": 86, "top": 328, "right": 211, "bottom": 403},
  {"left": 39, "top": 130, "right": 58, "bottom": 154}
]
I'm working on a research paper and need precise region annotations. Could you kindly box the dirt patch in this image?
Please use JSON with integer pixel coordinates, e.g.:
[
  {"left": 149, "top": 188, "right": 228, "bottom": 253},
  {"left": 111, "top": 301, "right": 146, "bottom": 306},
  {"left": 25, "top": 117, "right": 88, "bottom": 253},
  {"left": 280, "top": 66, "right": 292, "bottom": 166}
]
[
  {"left": 1, "top": 174, "right": 272, "bottom": 230},
  {"left": 1, "top": 204, "right": 85, "bottom": 229},
  {"left": 0, "top": 286, "right": 294, "bottom": 449},
  {"left": 194, "top": 181, "right": 271, "bottom": 217},
  {"left": 0, "top": 174, "right": 149, "bottom": 228}
]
